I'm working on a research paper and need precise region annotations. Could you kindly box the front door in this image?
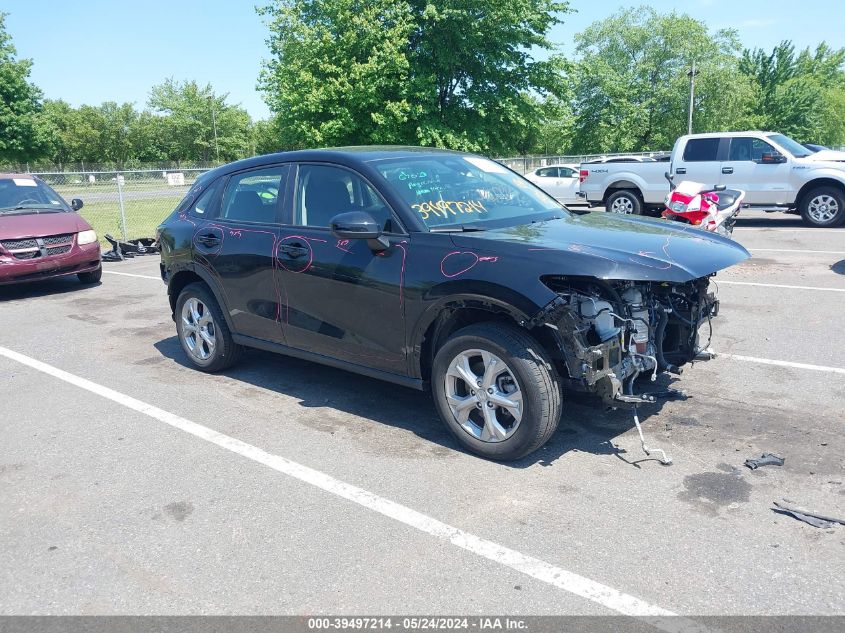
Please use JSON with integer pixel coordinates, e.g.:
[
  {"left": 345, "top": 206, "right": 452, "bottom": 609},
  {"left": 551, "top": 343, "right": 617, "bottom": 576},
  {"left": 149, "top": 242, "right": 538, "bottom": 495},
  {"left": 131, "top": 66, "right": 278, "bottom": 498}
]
[
  {"left": 720, "top": 137, "right": 792, "bottom": 205},
  {"left": 274, "top": 163, "right": 407, "bottom": 375},
  {"left": 194, "top": 164, "right": 289, "bottom": 344}
]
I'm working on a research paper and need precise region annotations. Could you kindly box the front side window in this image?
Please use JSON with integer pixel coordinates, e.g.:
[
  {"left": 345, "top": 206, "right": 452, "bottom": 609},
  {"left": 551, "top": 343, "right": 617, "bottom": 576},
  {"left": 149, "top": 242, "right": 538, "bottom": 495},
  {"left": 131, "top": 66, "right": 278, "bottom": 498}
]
[
  {"left": 221, "top": 166, "right": 287, "bottom": 223},
  {"left": 294, "top": 164, "right": 394, "bottom": 230},
  {"left": 375, "top": 155, "right": 565, "bottom": 229},
  {"left": 729, "top": 138, "right": 776, "bottom": 162},
  {"left": 683, "top": 138, "right": 720, "bottom": 162},
  {"left": 559, "top": 167, "right": 575, "bottom": 177}
]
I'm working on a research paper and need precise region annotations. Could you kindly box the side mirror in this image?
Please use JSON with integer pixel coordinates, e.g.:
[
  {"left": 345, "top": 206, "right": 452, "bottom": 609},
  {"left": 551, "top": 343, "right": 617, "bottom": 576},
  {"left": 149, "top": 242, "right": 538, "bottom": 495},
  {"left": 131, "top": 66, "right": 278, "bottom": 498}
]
[
  {"left": 71, "top": 198, "right": 84, "bottom": 211},
  {"left": 759, "top": 152, "right": 786, "bottom": 164},
  {"left": 330, "top": 211, "right": 388, "bottom": 250}
]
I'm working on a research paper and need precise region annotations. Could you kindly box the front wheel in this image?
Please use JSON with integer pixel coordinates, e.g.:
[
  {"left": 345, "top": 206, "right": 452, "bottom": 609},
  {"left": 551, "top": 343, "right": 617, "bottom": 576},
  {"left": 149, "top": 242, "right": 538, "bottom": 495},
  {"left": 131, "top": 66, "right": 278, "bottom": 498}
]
[
  {"left": 77, "top": 265, "right": 102, "bottom": 284},
  {"left": 606, "top": 189, "right": 643, "bottom": 215},
  {"left": 800, "top": 187, "right": 845, "bottom": 227},
  {"left": 431, "top": 322, "right": 561, "bottom": 461}
]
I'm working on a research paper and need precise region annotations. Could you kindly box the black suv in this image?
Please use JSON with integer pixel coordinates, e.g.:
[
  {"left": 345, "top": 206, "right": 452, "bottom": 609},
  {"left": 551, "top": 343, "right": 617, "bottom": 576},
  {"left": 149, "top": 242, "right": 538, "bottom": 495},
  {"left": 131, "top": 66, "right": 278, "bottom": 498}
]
[{"left": 158, "top": 147, "right": 748, "bottom": 460}]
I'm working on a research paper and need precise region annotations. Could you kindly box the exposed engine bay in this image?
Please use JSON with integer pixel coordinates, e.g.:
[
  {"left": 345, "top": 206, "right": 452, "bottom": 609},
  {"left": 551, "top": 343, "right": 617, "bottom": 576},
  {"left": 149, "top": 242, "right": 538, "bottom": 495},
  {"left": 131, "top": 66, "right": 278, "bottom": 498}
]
[
  {"left": 533, "top": 275, "right": 719, "bottom": 464},
  {"left": 538, "top": 275, "right": 718, "bottom": 404}
]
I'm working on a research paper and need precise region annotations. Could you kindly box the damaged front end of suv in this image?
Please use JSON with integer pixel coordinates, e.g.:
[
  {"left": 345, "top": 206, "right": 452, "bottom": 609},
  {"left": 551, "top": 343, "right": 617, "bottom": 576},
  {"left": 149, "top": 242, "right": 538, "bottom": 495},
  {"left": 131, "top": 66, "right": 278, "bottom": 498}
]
[{"left": 536, "top": 275, "right": 717, "bottom": 406}]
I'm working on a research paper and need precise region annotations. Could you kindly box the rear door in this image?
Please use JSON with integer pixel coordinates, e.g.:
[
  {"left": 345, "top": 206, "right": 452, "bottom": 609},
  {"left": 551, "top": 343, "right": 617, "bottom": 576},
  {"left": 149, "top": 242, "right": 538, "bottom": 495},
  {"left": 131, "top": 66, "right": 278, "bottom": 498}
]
[
  {"left": 673, "top": 137, "right": 724, "bottom": 187},
  {"left": 720, "top": 137, "right": 792, "bottom": 205},
  {"left": 193, "top": 164, "right": 289, "bottom": 344}
]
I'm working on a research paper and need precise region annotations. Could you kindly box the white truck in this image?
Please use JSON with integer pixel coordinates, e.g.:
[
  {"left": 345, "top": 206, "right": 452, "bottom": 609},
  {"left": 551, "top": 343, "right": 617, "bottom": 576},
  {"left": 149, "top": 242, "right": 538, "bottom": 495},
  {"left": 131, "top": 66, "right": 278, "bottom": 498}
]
[{"left": 578, "top": 131, "right": 845, "bottom": 227}]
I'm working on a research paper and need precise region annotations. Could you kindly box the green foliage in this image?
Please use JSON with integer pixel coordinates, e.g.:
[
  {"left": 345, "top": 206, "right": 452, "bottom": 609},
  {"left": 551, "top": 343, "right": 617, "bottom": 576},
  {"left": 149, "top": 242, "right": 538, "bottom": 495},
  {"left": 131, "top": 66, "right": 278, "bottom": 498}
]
[
  {"left": 739, "top": 41, "right": 845, "bottom": 145},
  {"left": 147, "top": 78, "right": 253, "bottom": 162},
  {"left": 258, "top": 0, "right": 570, "bottom": 154},
  {"left": 0, "top": 13, "right": 48, "bottom": 163},
  {"left": 568, "top": 6, "right": 756, "bottom": 154}
]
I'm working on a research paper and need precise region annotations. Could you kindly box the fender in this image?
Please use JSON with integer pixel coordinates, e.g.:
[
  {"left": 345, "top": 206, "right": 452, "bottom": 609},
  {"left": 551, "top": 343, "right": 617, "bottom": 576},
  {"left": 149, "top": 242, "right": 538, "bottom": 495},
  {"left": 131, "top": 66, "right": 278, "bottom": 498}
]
[
  {"left": 407, "top": 280, "right": 555, "bottom": 379},
  {"left": 166, "top": 261, "right": 236, "bottom": 332}
]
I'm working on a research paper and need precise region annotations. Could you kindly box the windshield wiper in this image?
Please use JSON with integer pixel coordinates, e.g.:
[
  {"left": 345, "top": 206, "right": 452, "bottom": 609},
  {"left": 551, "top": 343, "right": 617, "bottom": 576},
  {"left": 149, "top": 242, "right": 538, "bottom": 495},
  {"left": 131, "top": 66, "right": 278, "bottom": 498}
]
[{"left": 428, "top": 224, "right": 487, "bottom": 233}]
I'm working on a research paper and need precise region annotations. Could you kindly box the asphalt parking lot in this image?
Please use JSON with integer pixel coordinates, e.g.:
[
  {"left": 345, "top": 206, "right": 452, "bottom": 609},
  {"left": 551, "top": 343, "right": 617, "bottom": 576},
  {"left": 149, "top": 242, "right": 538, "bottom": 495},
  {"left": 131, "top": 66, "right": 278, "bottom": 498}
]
[{"left": 1, "top": 209, "right": 843, "bottom": 618}]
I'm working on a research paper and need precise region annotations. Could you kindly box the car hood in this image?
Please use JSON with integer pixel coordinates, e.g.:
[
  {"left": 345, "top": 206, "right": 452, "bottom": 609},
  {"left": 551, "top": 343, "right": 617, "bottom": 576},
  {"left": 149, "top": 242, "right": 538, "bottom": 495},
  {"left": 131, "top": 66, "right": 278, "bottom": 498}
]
[
  {"left": 803, "top": 150, "right": 845, "bottom": 163},
  {"left": 0, "top": 211, "right": 89, "bottom": 240},
  {"left": 451, "top": 212, "right": 750, "bottom": 283}
]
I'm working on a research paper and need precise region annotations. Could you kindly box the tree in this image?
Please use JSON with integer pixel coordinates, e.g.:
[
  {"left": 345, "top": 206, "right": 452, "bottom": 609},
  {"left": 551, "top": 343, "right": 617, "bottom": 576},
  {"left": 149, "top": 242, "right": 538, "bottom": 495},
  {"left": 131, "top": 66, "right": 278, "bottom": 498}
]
[
  {"left": 148, "top": 78, "right": 253, "bottom": 162},
  {"left": 258, "top": 0, "right": 570, "bottom": 154},
  {"left": 739, "top": 41, "right": 845, "bottom": 145},
  {"left": 0, "top": 12, "right": 48, "bottom": 163},
  {"left": 569, "top": 6, "right": 756, "bottom": 153}
]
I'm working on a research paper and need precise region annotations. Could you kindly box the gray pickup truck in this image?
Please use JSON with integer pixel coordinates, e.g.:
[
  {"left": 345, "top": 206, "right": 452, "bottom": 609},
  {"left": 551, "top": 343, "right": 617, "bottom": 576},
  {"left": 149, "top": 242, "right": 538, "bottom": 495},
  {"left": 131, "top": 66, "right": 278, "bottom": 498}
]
[{"left": 578, "top": 131, "right": 845, "bottom": 227}]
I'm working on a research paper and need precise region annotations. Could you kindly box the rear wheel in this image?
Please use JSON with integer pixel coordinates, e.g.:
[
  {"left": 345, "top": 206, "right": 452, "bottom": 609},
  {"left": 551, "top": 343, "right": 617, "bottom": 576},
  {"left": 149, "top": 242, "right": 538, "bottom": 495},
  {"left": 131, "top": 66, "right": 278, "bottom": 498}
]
[
  {"left": 175, "top": 282, "right": 242, "bottom": 372},
  {"left": 431, "top": 322, "right": 561, "bottom": 461},
  {"left": 800, "top": 186, "right": 845, "bottom": 227},
  {"left": 77, "top": 265, "right": 102, "bottom": 284},
  {"left": 606, "top": 189, "right": 643, "bottom": 215}
]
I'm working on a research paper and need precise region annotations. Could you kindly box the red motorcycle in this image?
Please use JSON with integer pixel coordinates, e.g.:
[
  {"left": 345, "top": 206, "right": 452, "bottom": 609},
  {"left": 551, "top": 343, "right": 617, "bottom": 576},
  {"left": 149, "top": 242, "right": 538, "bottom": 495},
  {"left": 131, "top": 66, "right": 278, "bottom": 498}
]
[{"left": 661, "top": 172, "right": 745, "bottom": 237}]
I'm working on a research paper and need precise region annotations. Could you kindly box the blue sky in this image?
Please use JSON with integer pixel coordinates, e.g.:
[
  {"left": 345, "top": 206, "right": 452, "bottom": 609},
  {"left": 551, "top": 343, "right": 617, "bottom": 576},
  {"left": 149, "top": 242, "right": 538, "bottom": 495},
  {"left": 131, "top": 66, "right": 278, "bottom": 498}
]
[{"left": 3, "top": 0, "right": 843, "bottom": 120}]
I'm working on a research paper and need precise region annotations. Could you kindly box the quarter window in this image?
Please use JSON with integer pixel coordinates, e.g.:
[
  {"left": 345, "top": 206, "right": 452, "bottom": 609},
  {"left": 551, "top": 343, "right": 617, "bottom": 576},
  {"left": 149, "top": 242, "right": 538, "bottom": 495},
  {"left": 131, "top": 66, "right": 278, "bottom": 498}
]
[
  {"left": 682, "top": 138, "right": 720, "bottom": 162},
  {"left": 188, "top": 182, "right": 220, "bottom": 218},
  {"left": 221, "top": 166, "right": 287, "bottom": 223},
  {"left": 294, "top": 164, "right": 394, "bottom": 231}
]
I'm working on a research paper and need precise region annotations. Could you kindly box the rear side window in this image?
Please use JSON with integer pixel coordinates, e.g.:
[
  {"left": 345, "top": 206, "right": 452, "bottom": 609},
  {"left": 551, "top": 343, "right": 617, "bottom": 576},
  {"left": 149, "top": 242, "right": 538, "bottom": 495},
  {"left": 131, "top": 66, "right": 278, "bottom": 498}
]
[
  {"left": 221, "top": 165, "right": 288, "bottom": 223},
  {"left": 682, "top": 138, "right": 720, "bottom": 162},
  {"left": 536, "top": 167, "right": 557, "bottom": 177}
]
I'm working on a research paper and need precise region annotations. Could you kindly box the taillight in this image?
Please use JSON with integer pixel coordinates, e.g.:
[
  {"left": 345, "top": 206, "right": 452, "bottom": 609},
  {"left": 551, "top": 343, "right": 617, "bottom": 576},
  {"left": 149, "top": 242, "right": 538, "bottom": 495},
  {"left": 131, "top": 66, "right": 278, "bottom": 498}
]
[{"left": 579, "top": 169, "right": 588, "bottom": 183}]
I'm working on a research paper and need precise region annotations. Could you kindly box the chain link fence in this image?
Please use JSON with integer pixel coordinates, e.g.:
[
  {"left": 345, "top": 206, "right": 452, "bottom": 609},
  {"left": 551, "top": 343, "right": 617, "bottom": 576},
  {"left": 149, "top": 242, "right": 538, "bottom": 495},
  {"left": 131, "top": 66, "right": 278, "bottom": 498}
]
[{"left": 33, "top": 169, "right": 210, "bottom": 245}]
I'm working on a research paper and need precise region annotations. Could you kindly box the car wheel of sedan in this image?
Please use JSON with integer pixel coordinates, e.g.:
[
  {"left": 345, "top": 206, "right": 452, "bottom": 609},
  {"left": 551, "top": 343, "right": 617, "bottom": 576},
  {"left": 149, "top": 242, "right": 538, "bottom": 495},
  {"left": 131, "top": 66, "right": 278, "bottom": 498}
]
[
  {"left": 175, "top": 282, "right": 242, "bottom": 372},
  {"left": 432, "top": 322, "right": 561, "bottom": 461},
  {"left": 77, "top": 265, "right": 102, "bottom": 284},
  {"left": 606, "top": 189, "right": 643, "bottom": 215},
  {"left": 801, "top": 187, "right": 845, "bottom": 227}
]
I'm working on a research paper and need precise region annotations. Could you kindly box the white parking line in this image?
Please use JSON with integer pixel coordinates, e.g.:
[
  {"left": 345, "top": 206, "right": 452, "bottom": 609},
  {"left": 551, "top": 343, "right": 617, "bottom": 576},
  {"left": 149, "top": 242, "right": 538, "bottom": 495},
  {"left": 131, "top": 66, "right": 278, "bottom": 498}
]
[
  {"left": 751, "top": 249, "right": 845, "bottom": 255},
  {"left": 719, "top": 353, "right": 845, "bottom": 375},
  {"left": 0, "top": 345, "right": 711, "bottom": 631},
  {"left": 103, "top": 270, "right": 160, "bottom": 280},
  {"left": 717, "top": 280, "right": 845, "bottom": 293}
]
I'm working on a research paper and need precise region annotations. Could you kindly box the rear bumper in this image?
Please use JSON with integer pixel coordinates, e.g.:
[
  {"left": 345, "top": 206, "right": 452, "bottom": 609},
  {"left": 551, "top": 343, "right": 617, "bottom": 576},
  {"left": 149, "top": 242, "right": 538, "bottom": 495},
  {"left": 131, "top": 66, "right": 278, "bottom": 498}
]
[{"left": 0, "top": 242, "right": 101, "bottom": 285}]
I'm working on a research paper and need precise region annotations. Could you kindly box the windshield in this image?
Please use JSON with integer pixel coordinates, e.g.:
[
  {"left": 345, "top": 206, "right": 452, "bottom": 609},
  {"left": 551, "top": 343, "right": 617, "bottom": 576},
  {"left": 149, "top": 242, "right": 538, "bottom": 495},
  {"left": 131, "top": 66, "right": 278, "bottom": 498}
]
[
  {"left": 766, "top": 133, "right": 813, "bottom": 158},
  {"left": 0, "top": 177, "right": 70, "bottom": 213},
  {"left": 374, "top": 155, "right": 566, "bottom": 229}
]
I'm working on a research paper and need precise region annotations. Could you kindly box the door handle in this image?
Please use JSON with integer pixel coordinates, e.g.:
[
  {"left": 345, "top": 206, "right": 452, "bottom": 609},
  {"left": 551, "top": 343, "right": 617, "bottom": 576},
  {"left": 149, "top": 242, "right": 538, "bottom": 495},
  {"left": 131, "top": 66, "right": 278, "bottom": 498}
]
[
  {"left": 675, "top": 168, "right": 687, "bottom": 175},
  {"left": 195, "top": 233, "right": 221, "bottom": 248},
  {"left": 722, "top": 167, "right": 734, "bottom": 174},
  {"left": 278, "top": 243, "right": 308, "bottom": 258}
]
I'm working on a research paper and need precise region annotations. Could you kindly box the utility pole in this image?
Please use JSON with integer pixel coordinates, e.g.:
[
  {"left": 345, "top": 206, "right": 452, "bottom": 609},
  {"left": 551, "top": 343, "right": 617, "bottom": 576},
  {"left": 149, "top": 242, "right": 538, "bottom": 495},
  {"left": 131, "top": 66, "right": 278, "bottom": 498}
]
[
  {"left": 687, "top": 61, "right": 699, "bottom": 135},
  {"left": 209, "top": 96, "right": 220, "bottom": 163}
]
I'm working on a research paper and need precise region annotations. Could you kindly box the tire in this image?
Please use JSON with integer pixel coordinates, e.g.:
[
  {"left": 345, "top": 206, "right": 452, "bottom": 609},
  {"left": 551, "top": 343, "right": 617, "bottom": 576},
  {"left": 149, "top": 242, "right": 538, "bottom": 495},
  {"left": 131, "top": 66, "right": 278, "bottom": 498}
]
[
  {"left": 175, "top": 282, "right": 242, "bottom": 372},
  {"left": 800, "top": 186, "right": 845, "bottom": 227},
  {"left": 77, "top": 265, "right": 102, "bottom": 284},
  {"left": 431, "top": 322, "right": 562, "bottom": 461},
  {"left": 606, "top": 189, "right": 643, "bottom": 215}
]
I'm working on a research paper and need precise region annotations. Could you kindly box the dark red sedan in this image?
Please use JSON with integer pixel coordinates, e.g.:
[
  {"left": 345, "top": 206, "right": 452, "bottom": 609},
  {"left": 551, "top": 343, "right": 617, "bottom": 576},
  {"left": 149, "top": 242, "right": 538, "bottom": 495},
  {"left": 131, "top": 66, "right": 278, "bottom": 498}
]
[{"left": 0, "top": 174, "right": 101, "bottom": 285}]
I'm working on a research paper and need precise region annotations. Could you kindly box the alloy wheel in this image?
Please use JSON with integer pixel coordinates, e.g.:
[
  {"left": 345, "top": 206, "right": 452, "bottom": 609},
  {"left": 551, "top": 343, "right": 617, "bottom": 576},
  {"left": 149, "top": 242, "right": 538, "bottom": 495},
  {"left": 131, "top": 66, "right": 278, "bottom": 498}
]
[
  {"left": 610, "top": 196, "right": 634, "bottom": 214},
  {"left": 808, "top": 194, "right": 840, "bottom": 223},
  {"left": 444, "top": 349, "right": 523, "bottom": 443},
  {"left": 181, "top": 297, "right": 216, "bottom": 361}
]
